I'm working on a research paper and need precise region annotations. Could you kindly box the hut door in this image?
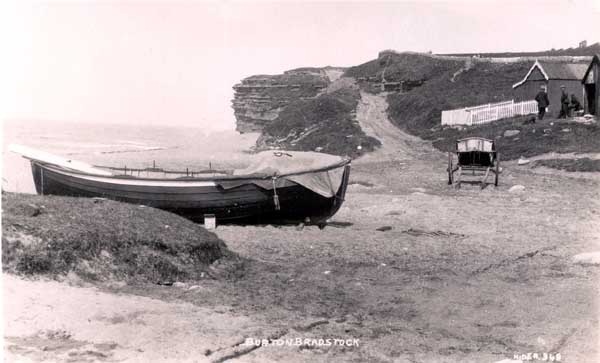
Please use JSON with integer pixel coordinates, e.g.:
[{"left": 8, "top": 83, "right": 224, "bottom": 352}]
[{"left": 585, "top": 84, "right": 596, "bottom": 115}]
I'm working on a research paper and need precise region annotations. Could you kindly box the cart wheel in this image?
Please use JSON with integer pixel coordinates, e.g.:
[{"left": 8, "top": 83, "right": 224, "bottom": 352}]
[
  {"left": 494, "top": 154, "right": 500, "bottom": 187},
  {"left": 447, "top": 152, "right": 453, "bottom": 185}
]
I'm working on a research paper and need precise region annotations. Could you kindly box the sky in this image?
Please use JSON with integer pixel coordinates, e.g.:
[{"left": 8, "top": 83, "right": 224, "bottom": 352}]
[{"left": 1, "top": 0, "right": 599, "bottom": 132}]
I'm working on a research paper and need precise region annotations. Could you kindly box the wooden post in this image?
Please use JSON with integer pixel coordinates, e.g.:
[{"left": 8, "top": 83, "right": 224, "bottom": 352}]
[
  {"left": 40, "top": 166, "right": 44, "bottom": 195},
  {"left": 481, "top": 167, "right": 491, "bottom": 189}
]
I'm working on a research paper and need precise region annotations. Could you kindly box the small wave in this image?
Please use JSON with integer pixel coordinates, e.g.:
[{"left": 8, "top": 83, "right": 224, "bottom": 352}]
[{"left": 99, "top": 146, "right": 172, "bottom": 154}]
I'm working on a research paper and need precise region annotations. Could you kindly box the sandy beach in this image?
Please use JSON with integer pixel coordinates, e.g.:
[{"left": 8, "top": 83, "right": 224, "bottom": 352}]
[{"left": 4, "top": 116, "right": 600, "bottom": 362}]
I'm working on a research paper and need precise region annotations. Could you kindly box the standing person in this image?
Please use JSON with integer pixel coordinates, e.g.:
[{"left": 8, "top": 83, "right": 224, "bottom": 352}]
[
  {"left": 569, "top": 93, "right": 582, "bottom": 114},
  {"left": 558, "top": 85, "right": 569, "bottom": 118},
  {"left": 534, "top": 85, "right": 550, "bottom": 121}
]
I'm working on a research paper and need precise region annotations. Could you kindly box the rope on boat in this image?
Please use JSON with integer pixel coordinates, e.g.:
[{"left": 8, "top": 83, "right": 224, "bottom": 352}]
[
  {"left": 40, "top": 164, "right": 44, "bottom": 195},
  {"left": 272, "top": 177, "right": 280, "bottom": 211},
  {"left": 325, "top": 171, "right": 336, "bottom": 205}
]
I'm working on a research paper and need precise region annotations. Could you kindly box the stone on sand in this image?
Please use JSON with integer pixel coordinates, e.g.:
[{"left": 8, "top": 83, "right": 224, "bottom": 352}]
[
  {"left": 573, "top": 252, "right": 600, "bottom": 265},
  {"left": 24, "top": 203, "right": 42, "bottom": 217},
  {"left": 508, "top": 185, "right": 525, "bottom": 193}
]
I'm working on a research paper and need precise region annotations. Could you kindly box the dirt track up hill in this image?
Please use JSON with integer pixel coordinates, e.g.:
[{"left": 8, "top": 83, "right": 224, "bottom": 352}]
[{"left": 355, "top": 91, "right": 439, "bottom": 163}]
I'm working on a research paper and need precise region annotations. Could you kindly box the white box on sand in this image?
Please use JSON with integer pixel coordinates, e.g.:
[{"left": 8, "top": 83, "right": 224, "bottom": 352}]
[{"left": 204, "top": 214, "right": 216, "bottom": 230}]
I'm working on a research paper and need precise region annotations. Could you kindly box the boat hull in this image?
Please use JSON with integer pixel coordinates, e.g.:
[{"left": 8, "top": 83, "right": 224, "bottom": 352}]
[{"left": 30, "top": 162, "right": 350, "bottom": 224}]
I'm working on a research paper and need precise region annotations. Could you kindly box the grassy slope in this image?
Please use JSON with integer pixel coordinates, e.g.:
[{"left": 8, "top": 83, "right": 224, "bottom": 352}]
[
  {"left": 2, "top": 193, "right": 232, "bottom": 282},
  {"left": 534, "top": 158, "right": 600, "bottom": 172},
  {"left": 260, "top": 88, "right": 381, "bottom": 157},
  {"left": 251, "top": 51, "right": 599, "bottom": 166},
  {"left": 386, "top": 60, "right": 531, "bottom": 135},
  {"left": 345, "top": 52, "right": 600, "bottom": 164},
  {"left": 345, "top": 52, "right": 463, "bottom": 83},
  {"left": 439, "top": 41, "right": 600, "bottom": 57},
  {"left": 427, "top": 116, "right": 600, "bottom": 161}
]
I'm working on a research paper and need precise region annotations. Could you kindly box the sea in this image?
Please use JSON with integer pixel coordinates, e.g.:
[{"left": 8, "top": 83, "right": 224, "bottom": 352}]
[{"left": 1, "top": 120, "right": 259, "bottom": 194}]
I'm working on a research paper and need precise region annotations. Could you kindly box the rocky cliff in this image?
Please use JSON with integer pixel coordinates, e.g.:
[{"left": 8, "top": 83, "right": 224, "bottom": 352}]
[{"left": 232, "top": 68, "right": 333, "bottom": 133}]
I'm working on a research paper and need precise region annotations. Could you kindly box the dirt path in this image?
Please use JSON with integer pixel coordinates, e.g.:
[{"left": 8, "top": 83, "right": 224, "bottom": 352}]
[
  {"left": 355, "top": 91, "right": 437, "bottom": 163},
  {"left": 323, "top": 69, "right": 344, "bottom": 83}
]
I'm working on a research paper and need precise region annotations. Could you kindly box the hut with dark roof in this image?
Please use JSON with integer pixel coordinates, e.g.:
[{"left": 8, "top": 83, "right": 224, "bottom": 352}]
[
  {"left": 582, "top": 54, "right": 599, "bottom": 116},
  {"left": 512, "top": 60, "right": 588, "bottom": 116}
]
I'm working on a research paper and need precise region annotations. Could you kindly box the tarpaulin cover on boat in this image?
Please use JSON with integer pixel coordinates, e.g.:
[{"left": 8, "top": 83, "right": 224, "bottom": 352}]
[{"left": 225, "top": 151, "right": 348, "bottom": 198}]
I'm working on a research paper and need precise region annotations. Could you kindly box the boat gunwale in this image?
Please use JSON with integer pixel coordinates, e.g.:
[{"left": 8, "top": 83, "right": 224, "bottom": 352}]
[{"left": 30, "top": 158, "right": 352, "bottom": 183}]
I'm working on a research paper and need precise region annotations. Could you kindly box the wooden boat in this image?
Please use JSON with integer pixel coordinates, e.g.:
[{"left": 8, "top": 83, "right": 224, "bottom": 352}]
[{"left": 10, "top": 145, "right": 351, "bottom": 225}]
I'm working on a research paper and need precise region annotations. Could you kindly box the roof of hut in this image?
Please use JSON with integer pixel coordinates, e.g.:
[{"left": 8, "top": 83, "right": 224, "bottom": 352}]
[{"left": 513, "top": 60, "right": 588, "bottom": 88}]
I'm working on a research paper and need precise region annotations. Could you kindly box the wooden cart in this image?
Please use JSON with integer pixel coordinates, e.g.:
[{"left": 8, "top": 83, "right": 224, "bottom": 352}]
[{"left": 447, "top": 137, "right": 499, "bottom": 189}]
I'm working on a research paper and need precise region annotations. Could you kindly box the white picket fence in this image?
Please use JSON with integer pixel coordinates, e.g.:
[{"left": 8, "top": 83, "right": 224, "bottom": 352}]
[{"left": 441, "top": 100, "right": 538, "bottom": 127}]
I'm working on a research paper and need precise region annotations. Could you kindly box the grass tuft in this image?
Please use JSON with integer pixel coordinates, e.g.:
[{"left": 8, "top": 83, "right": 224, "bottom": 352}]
[{"left": 2, "top": 193, "right": 233, "bottom": 282}]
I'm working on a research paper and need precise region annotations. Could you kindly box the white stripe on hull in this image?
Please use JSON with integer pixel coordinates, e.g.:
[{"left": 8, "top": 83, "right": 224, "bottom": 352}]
[{"left": 45, "top": 165, "right": 217, "bottom": 187}]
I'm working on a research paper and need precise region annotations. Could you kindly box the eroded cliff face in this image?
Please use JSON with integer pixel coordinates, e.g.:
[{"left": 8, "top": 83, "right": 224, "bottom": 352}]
[{"left": 231, "top": 69, "right": 333, "bottom": 133}]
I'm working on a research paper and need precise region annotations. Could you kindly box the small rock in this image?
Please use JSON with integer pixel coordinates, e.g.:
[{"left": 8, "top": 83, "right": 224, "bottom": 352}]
[
  {"left": 543, "top": 128, "right": 552, "bottom": 134},
  {"left": 503, "top": 129, "right": 520, "bottom": 137},
  {"left": 411, "top": 187, "right": 427, "bottom": 193},
  {"left": 173, "top": 282, "right": 188, "bottom": 288},
  {"left": 512, "top": 137, "right": 519, "bottom": 141},
  {"left": 376, "top": 226, "right": 392, "bottom": 232},
  {"left": 164, "top": 225, "right": 170, "bottom": 229},
  {"left": 323, "top": 270, "right": 331, "bottom": 275},
  {"left": 357, "top": 145, "right": 362, "bottom": 150},
  {"left": 24, "top": 203, "right": 41, "bottom": 217},
  {"left": 562, "top": 128, "right": 571, "bottom": 132},
  {"left": 550, "top": 122, "right": 554, "bottom": 126},
  {"left": 573, "top": 252, "right": 600, "bottom": 265},
  {"left": 536, "top": 336, "right": 547, "bottom": 346},
  {"left": 508, "top": 185, "right": 525, "bottom": 193},
  {"left": 188, "top": 285, "right": 203, "bottom": 291},
  {"left": 315, "top": 147, "right": 323, "bottom": 152},
  {"left": 517, "top": 157, "right": 530, "bottom": 165},
  {"left": 100, "top": 250, "right": 111, "bottom": 259}
]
